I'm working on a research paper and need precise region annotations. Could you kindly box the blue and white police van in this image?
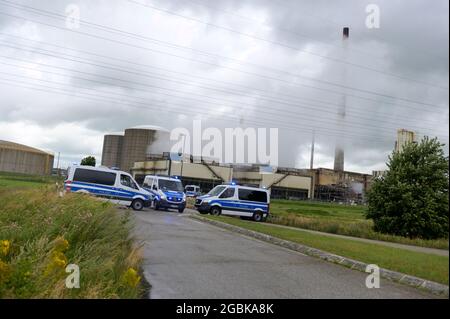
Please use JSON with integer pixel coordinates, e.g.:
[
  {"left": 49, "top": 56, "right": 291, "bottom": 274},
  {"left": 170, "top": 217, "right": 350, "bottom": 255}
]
[
  {"left": 64, "top": 165, "right": 152, "bottom": 211},
  {"left": 185, "top": 185, "right": 201, "bottom": 197},
  {"left": 142, "top": 175, "right": 186, "bottom": 213},
  {"left": 194, "top": 184, "right": 270, "bottom": 222}
]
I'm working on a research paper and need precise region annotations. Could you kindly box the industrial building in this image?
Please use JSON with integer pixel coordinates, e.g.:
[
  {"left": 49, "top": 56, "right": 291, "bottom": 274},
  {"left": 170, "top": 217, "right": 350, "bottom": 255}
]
[
  {"left": 0, "top": 140, "right": 54, "bottom": 175},
  {"left": 101, "top": 125, "right": 169, "bottom": 172},
  {"left": 131, "top": 154, "right": 313, "bottom": 200},
  {"left": 309, "top": 168, "right": 371, "bottom": 203},
  {"left": 371, "top": 129, "right": 417, "bottom": 178},
  {"left": 102, "top": 125, "right": 372, "bottom": 202},
  {"left": 395, "top": 129, "right": 416, "bottom": 152}
]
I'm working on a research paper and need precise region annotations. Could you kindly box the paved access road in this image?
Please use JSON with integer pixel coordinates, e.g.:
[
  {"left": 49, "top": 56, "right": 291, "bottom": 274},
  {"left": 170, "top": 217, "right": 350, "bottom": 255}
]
[{"left": 132, "top": 209, "right": 438, "bottom": 299}]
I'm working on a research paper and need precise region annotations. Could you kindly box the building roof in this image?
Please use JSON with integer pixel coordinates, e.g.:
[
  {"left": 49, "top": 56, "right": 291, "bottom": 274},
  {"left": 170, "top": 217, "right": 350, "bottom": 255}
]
[{"left": 0, "top": 140, "right": 53, "bottom": 156}]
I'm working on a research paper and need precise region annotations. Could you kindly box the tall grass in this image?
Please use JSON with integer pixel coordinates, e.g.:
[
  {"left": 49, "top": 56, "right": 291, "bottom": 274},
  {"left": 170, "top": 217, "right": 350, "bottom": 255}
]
[
  {"left": 0, "top": 187, "right": 145, "bottom": 298},
  {"left": 268, "top": 200, "right": 449, "bottom": 250}
]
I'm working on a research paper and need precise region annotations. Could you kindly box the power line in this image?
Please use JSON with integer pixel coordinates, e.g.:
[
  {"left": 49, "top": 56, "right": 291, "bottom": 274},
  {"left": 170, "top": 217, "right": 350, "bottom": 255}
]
[
  {"left": 124, "top": 0, "right": 448, "bottom": 90},
  {"left": 0, "top": 53, "right": 446, "bottom": 137},
  {"left": 181, "top": 0, "right": 395, "bottom": 62},
  {"left": 1, "top": 33, "right": 446, "bottom": 122},
  {"left": 268, "top": 0, "right": 448, "bottom": 62},
  {"left": 0, "top": 12, "right": 446, "bottom": 119},
  {"left": 0, "top": 75, "right": 400, "bottom": 144},
  {"left": 1, "top": 58, "right": 448, "bottom": 143},
  {"left": 0, "top": 1, "right": 447, "bottom": 105}
]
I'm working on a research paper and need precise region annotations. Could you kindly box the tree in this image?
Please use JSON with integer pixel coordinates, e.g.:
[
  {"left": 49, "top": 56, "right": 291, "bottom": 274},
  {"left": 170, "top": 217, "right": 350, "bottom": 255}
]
[
  {"left": 80, "top": 156, "right": 96, "bottom": 167},
  {"left": 366, "top": 137, "right": 449, "bottom": 239}
]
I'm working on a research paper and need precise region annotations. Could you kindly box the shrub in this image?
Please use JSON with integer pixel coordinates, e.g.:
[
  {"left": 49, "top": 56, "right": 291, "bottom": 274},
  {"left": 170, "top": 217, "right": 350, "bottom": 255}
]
[{"left": 366, "top": 137, "right": 449, "bottom": 239}]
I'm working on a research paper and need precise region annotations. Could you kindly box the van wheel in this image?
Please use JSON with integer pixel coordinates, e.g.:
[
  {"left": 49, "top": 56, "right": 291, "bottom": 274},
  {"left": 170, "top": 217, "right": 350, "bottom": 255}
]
[
  {"left": 252, "top": 212, "right": 263, "bottom": 222},
  {"left": 210, "top": 206, "right": 221, "bottom": 216},
  {"left": 131, "top": 199, "right": 144, "bottom": 211},
  {"left": 154, "top": 200, "right": 160, "bottom": 210}
]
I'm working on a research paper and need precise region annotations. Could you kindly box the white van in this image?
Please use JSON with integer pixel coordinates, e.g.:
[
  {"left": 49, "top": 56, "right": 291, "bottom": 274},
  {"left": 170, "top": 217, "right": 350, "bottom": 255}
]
[
  {"left": 64, "top": 165, "right": 152, "bottom": 211},
  {"left": 194, "top": 184, "right": 270, "bottom": 222},
  {"left": 185, "top": 185, "right": 201, "bottom": 197},
  {"left": 142, "top": 175, "right": 186, "bottom": 213}
]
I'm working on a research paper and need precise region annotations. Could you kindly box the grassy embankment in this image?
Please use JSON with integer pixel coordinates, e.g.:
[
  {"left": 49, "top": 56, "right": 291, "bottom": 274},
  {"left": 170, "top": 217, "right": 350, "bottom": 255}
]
[
  {"left": 268, "top": 200, "right": 449, "bottom": 250},
  {"left": 204, "top": 214, "right": 449, "bottom": 285},
  {"left": 0, "top": 172, "right": 145, "bottom": 298}
]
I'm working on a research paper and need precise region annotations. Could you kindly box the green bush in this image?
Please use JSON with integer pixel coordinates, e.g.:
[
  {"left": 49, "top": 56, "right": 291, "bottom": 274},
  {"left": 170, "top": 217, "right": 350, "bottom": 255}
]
[{"left": 366, "top": 137, "right": 449, "bottom": 239}]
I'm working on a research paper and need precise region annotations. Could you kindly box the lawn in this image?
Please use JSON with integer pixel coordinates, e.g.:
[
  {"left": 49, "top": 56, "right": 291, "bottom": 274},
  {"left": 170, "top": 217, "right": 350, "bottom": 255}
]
[
  {"left": 0, "top": 173, "right": 145, "bottom": 298},
  {"left": 0, "top": 171, "right": 62, "bottom": 189},
  {"left": 204, "top": 215, "right": 449, "bottom": 285},
  {"left": 268, "top": 199, "right": 449, "bottom": 249}
]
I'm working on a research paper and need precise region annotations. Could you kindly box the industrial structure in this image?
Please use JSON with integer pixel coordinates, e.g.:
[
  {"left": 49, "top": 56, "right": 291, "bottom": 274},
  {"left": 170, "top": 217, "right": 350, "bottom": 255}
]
[
  {"left": 101, "top": 133, "right": 124, "bottom": 169},
  {"left": 395, "top": 129, "right": 416, "bottom": 152},
  {"left": 101, "top": 125, "right": 169, "bottom": 172},
  {"left": 0, "top": 140, "right": 54, "bottom": 175},
  {"left": 371, "top": 129, "right": 417, "bottom": 178},
  {"left": 131, "top": 155, "right": 313, "bottom": 200},
  {"left": 333, "top": 26, "right": 350, "bottom": 172},
  {"left": 102, "top": 125, "right": 372, "bottom": 202}
]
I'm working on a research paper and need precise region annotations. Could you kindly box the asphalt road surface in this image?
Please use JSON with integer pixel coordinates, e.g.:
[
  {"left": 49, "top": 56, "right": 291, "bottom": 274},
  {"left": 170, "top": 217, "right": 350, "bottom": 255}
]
[{"left": 133, "top": 209, "right": 438, "bottom": 299}]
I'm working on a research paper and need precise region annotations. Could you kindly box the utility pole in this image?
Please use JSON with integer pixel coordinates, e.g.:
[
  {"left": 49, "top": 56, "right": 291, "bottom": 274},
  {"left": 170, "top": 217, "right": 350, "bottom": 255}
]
[
  {"left": 180, "top": 134, "right": 186, "bottom": 180},
  {"left": 56, "top": 152, "right": 60, "bottom": 176},
  {"left": 310, "top": 131, "right": 315, "bottom": 199}
]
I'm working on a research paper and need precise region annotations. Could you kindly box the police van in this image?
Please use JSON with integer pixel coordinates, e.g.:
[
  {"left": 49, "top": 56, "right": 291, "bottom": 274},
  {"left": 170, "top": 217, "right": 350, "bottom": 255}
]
[
  {"left": 64, "top": 165, "right": 152, "bottom": 211},
  {"left": 185, "top": 185, "right": 201, "bottom": 197},
  {"left": 195, "top": 184, "right": 270, "bottom": 222},
  {"left": 142, "top": 175, "right": 186, "bottom": 213}
]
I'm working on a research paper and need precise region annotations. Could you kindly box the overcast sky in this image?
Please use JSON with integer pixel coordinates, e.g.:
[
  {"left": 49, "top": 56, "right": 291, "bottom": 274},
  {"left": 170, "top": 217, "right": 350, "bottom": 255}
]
[{"left": 0, "top": 0, "right": 448, "bottom": 173}]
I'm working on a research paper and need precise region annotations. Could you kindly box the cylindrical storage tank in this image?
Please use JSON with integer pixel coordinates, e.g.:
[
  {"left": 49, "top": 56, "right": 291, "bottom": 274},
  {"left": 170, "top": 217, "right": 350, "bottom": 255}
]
[
  {"left": 0, "top": 140, "right": 54, "bottom": 175},
  {"left": 101, "top": 134, "right": 124, "bottom": 168},
  {"left": 120, "top": 126, "right": 169, "bottom": 173}
]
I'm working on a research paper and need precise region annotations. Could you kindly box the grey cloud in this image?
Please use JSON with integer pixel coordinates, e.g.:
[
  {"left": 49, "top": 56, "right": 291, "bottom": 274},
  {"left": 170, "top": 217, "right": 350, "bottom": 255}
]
[{"left": 0, "top": 0, "right": 448, "bottom": 172}]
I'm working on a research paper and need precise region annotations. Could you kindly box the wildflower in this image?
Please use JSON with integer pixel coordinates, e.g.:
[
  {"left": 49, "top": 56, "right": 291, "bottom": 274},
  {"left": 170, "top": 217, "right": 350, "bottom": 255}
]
[
  {"left": 0, "top": 240, "right": 10, "bottom": 256},
  {"left": 44, "top": 251, "right": 68, "bottom": 276},
  {"left": 51, "top": 251, "right": 68, "bottom": 268},
  {"left": 121, "top": 268, "right": 141, "bottom": 288},
  {"left": 0, "top": 260, "right": 10, "bottom": 282},
  {"left": 54, "top": 236, "right": 69, "bottom": 252}
]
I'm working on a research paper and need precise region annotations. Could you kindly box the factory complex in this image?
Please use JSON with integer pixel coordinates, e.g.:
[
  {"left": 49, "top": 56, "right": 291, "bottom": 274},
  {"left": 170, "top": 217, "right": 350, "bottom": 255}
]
[{"left": 99, "top": 125, "right": 395, "bottom": 202}]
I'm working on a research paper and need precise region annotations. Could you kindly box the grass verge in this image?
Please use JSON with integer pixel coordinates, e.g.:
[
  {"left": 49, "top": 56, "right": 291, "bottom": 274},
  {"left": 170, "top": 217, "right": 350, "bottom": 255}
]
[
  {"left": 204, "top": 215, "right": 449, "bottom": 285},
  {"left": 0, "top": 187, "right": 144, "bottom": 298},
  {"left": 0, "top": 171, "right": 62, "bottom": 190},
  {"left": 269, "top": 200, "right": 449, "bottom": 250}
]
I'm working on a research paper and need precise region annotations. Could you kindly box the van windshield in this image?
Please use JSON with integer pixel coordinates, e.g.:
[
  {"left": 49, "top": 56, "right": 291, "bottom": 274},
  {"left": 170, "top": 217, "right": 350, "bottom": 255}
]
[
  {"left": 159, "top": 179, "right": 183, "bottom": 192},
  {"left": 207, "top": 186, "right": 226, "bottom": 197}
]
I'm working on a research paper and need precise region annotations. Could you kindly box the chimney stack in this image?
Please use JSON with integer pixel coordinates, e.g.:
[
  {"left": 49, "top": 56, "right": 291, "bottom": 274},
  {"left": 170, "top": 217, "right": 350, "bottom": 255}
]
[{"left": 333, "top": 27, "right": 349, "bottom": 172}]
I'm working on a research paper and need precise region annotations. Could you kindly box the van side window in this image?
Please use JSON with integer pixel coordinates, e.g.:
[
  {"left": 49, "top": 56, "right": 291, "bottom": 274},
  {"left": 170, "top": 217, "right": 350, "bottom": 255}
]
[
  {"left": 121, "top": 174, "right": 138, "bottom": 190},
  {"left": 143, "top": 178, "right": 153, "bottom": 188},
  {"left": 73, "top": 168, "right": 116, "bottom": 186},
  {"left": 238, "top": 189, "right": 267, "bottom": 203},
  {"left": 219, "top": 187, "right": 235, "bottom": 199}
]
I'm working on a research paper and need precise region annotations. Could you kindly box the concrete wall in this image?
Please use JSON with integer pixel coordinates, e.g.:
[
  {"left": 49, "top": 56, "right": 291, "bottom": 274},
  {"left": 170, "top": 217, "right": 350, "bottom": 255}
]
[
  {"left": 120, "top": 129, "right": 157, "bottom": 173},
  {"left": 0, "top": 148, "right": 54, "bottom": 175},
  {"left": 101, "top": 134, "right": 123, "bottom": 168}
]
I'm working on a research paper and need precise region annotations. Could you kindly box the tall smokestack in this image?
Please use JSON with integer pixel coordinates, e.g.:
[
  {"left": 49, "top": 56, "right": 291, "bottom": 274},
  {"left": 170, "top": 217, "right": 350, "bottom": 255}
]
[{"left": 334, "top": 27, "right": 349, "bottom": 172}]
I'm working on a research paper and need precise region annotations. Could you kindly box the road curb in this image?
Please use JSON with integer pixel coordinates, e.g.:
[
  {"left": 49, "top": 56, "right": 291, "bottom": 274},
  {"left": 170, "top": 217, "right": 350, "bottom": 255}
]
[{"left": 190, "top": 214, "right": 449, "bottom": 297}]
